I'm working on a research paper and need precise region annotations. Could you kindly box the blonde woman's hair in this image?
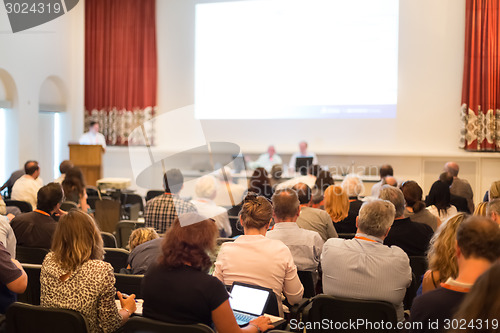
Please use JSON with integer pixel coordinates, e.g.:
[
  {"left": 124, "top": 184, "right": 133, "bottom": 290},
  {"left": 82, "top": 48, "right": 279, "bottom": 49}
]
[
  {"left": 51, "top": 210, "right": 104, "bottom": 272},
  {"left": 427, "top": 212, "right": 467, "bottom": 282},
  {"left": 324, "top": 185, "right": 349, "bottom": 222},
  {"left": 474, "top": 202, "right": 487, "bottom": 217},
  {"left": 489, "top": 181, "right": 500, "bottom": 199},
  {"left": 128, "top": 227, "right": 159, "bottom": 251}
]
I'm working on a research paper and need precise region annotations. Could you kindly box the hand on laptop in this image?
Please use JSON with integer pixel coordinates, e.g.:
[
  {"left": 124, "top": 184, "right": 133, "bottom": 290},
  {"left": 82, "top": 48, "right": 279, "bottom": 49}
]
[{"left": 249, "top": 316, "right": 274, "bottom": 332}]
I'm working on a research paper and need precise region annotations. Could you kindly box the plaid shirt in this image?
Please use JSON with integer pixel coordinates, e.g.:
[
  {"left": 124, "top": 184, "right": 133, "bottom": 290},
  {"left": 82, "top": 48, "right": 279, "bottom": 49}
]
[{"left": 144, "top": 193, "right": 197, "bottom": 233}]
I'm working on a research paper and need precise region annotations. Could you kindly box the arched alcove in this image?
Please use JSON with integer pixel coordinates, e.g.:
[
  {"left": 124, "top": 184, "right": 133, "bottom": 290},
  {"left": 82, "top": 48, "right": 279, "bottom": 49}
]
[
  {"left": 0, "top": 68, "right": 19, "bottom": 182},
  {"left": 0, "top": 68, "right": 17, "bottom": 107},
  {"left": 39, "top": 75, "right": 67, "bottom": 111}
]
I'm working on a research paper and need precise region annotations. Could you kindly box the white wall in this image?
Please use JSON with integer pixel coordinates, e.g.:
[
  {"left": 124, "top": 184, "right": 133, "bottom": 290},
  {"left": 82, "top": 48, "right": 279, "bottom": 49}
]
[
  {"left": 0, "top": 0, "right": 84, "bottom": 180},
  {"left": 156, "top": 0, "right": 467, "bottom": 156}
]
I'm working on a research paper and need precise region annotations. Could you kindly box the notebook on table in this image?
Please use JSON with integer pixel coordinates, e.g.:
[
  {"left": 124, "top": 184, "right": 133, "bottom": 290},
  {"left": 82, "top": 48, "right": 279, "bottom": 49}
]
[{"left": 229, "top": 282, "right": 272, "bottom": 326}]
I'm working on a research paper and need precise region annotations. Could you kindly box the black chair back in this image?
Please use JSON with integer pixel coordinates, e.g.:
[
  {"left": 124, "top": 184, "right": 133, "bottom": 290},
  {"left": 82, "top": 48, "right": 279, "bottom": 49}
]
[
  {"left": 302, "top": 295, "right": 397, "bottom": 333},
  {"left": 95, "top": 199, "right": 121, "bottom": 233},
  {"left": 6, "top": 302, "right": 89, "bottom": 333},
  {"left": 60, "top": 201, "right": 78, "bottom": 212},
  {"left": 15, "top": 246, "right": 49, "bottom": 264},
  {"left": 404, "top": 272, "right": 418, "bottom": 310},
  {"left": 337, "top": 233, "right": 356, "bottom": 239},
  {"left": 5, "top": 200, "right": 32, "bottom": 213},
  {"left": 123, "top": 316, "right": 215, "bottom": 333},
  {"left": 115, "top": 220, "right": 145, "bottom": 248},
  {"left": 297, "top": 270, "right": 316, "bottom": 298},
  {"left": 146, "top": 190, "right": 163, "bottom": 202},
  {"left": 114, "top": 273, "right": 144, "bottom": 298},
  {"left": 121, "top": 193, "right": 145, "bottom": 212},
  {"left": 101, "top": 232, "right": 118, "bottom": 248},
  {"left": 103, "top": 248, "right": 130, "bottom": 273},
  {"left": 17, "top": 264, "right": 42, "bottom": 305}
]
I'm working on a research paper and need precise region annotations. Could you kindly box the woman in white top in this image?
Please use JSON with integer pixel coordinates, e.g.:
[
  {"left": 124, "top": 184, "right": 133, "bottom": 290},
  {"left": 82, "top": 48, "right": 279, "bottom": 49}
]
[
  {"left": 213, "top": 193, "right": 304, "bottom": 314},
  {"left": 426, "top": 180, "right": 458, "bottom": 222}
]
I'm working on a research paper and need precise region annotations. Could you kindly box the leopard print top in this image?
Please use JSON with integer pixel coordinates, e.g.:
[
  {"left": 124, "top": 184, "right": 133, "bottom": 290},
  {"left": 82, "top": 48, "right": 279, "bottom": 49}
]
[{"left": 41, "top": 252, "right": 122, "bottom": 333}]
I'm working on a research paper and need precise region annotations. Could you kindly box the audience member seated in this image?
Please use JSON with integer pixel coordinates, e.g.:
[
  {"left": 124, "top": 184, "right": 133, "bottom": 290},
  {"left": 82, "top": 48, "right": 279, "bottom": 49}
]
[
  {"left": 341, "top": 174, "right": 364, "bottom": 232},
  {"left": 380, "top": 186, "right": 434, "bottom": 257},
  {"left": 426, "top": 180, "right": 458, "bottom": 222},
  {"left": 486, "top": 198, "right": 500, "bottom": 226},
  {"left": 0, "top": 214, "right": 16, "bottom": 258},
  {"left": 449, "top": 261, "right": 500, "bottom": 333},
  {"left": 142, "top": 213, "right": 273, "bottom": 333},
  {"left": 269, "top": 164, "right": 285, "bottom": 190},
  {"left": 144, "top": 168, "right": 197, "bottom": 234},
  {"left": 214, "top": 193, "right": 304, "bottom": 315},
  {"left": 0, "top": 241, "right": 27, "bottom": 314},
  {"left": 401, "top": 180, "right": 440, "bottom": 231},
  {"left": 476, "top": 183, "right": 500, "bottom": 216},
  {"left": 41, "top": 210, "right": 136, "bottom": 333},
  {"left": 127, "top": 237, "right": 162, "bottom": 275},
  {"left": 440, "top": 172, "right": 470, "bottom": 213},
  {"left": 370, "top": 164, "right": 394, "bottom": 198},
  {"left": 11, "top": 183, "right": 64, "bottom": 249},
  {"left": 11, "top": 160, "right": 43, "bottom": 209},
  {"left": 0, "top": 168, "right": 25, "bottom": 198},
  {"left": 444, "top": 161, "right": 474, "bottom": 214},
  {"left": 277, "top": 164, "right": 320, "bottom": 191},
  {"left": 321, "top": 199, "right": 411, "bottom": 322},
  {"left": 247, "top": 145, "right": 282, "bottom": 172},
  {"left": 266, "top": 189, "right": 324, "bottom": 281},
  {"left": 54, "top": 160, "right": 74, "bottom": 183},
  {"left": 128, "top": 227, "right": 159, "bottom": 251},
  {"left": 421, "top": 213, "right": 466, "bottom": 294},
  {"left": 324, "top": 185, "right": 352, "bottom": 234},
  {"left": 62, "top": 167, "right": 89, "bottom": 212},
  {"left": 293, "top": 183, "right": 338, "bottom": 241},
  {"left": 288, "top": 141, "right": 318, "bottom": 173},
  {"left": 409, "top": 216, "right": 500, "bottom": 333},
  {"left": 311, "top": 170, "right": 334, "bottom": 209},
  {"left": 247, "top": 167, "right": 273, "bottom": 200},
  {"left": 214, "top": 167, "right": 247, "bottom": 207},
  {"left": 0, "top": 195, "right": 21, "bottom": 217},
  {"left": 191, "top": 175, "right": 231, "bottom": 237}
]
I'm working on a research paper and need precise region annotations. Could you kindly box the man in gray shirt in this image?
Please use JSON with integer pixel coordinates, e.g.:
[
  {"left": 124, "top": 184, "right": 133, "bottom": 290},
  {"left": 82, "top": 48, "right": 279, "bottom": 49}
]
[
  {"left": 321, "top": 199, "right": 411, "bottom": 322},
  {"left": 293, "top": 183, "right": 338, "bottom": 241},
  {"left": 444, "top": 162, "right": 474, "bottom": 213}
]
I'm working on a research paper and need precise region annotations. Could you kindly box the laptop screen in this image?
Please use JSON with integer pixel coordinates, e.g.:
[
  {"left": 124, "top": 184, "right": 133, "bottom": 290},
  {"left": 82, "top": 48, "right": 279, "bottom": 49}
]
[{"left": 229, "top": 283, "right": 270, "bottom": 316}]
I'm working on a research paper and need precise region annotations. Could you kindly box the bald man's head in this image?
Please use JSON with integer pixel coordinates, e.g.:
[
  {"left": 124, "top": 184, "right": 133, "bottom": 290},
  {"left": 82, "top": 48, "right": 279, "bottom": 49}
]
[{"left": 445, "top": 162, "right": 460, "bottom": 177}]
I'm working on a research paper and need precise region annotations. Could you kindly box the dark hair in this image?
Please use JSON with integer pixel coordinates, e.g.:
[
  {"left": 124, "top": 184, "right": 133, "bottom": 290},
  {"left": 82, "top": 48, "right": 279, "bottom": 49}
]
[
  {"left": 451, "top": 262, "right": 500, "bottom": 332},
  {"left": 163, "top": 169, "right": 184, "bottom": 194},
  {"left": 37, "top": 182, "right": 64, "bottom": 213},
  {"left": 315, "top": 170, "right": 334, "bottom": 192},
  {"left": 59, "top": 160, "right": 74, "bottom": 174},
  {"left": 456, "top": 216, "right": 500, "bottom": 262},
  {"left": 248, "top": 168, "right": 273, "bottom": 199},
  {"left": 62, "top": 167, "right": 86, "bottom": 204},
  {"left": 309, "top": 165, "right": 322, "bottom": 177},
  {"left": 160, "top": 214, "right": 218, "bottom": 272},
  {"left": 400, "top": 180, "right": 426, "bottom": 213},
  {"left": 272, "top": 188, "right": 300, "bottom": 220},
  {"left": 24, "top": 160, "right": 39, "bottom": 175},
  {"left": 439, "top": 172, "right": 454, "bottom": 187},
  {"left": 270, "top": 164, "right": 283, "bottom": 180},
  {"left": 239, "top": 192, "right": 273, "bottom": 229},
  {"left": 89, "top": 121, "right": 98, "bottom": 127},
  {"left": 427, "top": 180, "right": 451, "bottom": 217},
  {"left": 292, "top": 183, "right": 312, "bottom": 205},
  {"left": 379, "top": 165, "right": 393, "bottom": 178}
]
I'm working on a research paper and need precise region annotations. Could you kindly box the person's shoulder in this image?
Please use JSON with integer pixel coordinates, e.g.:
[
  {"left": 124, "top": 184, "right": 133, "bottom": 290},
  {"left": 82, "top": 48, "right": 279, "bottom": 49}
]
[
  {"left": 83, "top": 259, "right": 114, "bottom": 275},
  {"left": 323, "top": 237, "right": 346, "bottom": 248}
]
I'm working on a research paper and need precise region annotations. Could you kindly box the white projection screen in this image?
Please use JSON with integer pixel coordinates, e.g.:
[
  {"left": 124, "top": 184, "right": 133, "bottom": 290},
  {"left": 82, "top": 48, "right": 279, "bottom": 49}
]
[{"left": 195, "top": 0, "right": 399, "bottom": 120}]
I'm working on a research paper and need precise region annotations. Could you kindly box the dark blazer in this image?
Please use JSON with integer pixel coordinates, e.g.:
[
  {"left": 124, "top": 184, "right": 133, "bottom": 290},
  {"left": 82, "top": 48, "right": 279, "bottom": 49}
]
[{"left": 384, "top": 217, "right": 434, "bottom": 257}]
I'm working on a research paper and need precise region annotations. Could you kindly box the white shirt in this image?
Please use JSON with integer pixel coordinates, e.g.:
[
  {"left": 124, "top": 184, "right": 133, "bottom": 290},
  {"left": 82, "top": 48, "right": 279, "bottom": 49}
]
[
  {"left": 321, "top": 233, "right": 411, "bottom": 322},
  {"left": 0, "top": 215, "right": 16, "bottom": 258},
  {"left": 266, "top": 222, "right": 324, "bottom": 272},
  {"left": 426, "top": 205, "right": 458, "bottom": 222},
  {"left": 214, "top": 235, "right": 304, "bottom": 309},
  {"left": 248, "top": 153, "right": 283, "bottom": 172},
  {"left": 213, "top": 181, "right": 247, "bottom": 207},
  {"left": 11, "top": 175, "right": 42, "bottom": 210},
  {"left": 79, "top": 131, "right": 107, "bottom": 148},
  {"left": 276, "top": 174, "right": 316, "bottom": 191},
  {"left": 190, "top": 198, "right": 232, "bottom": 237},
  {"left": 289, "top": 151, "right": 318, "bottom": 171}
]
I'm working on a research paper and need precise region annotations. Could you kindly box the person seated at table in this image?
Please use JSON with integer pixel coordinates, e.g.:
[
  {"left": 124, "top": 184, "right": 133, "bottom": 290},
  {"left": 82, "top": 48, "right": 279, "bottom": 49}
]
[
  {"left": 41, "top": 210, "right": 136, "bottom": 333},
  {"left": 213, "top": 193, "right": 304, "bottom": 315},
  {"left": 142, "top": 213, "right": 273, "bottom": 333}
]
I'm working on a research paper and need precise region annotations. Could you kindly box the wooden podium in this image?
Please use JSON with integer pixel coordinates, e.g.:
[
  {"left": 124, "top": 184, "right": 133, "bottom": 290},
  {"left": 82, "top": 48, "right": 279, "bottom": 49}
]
[{"left": 69, "top": 144, "right": 104, "bottom": 187}]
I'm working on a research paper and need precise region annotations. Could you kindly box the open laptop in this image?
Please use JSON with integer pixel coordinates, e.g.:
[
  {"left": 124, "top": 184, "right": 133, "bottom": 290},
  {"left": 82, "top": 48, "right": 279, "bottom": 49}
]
[{"left": 229, "top": 282, "right": 271, "bottom": 326}]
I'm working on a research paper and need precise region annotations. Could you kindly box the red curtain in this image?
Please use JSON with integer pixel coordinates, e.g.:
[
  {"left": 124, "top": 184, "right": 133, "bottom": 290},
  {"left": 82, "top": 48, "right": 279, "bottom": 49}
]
[
  {"left": 461, "top": 0, "right": 500, "bottom": 151},
  {"left": 85, "top": 0, "right": 157, "bottom": 146}
]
